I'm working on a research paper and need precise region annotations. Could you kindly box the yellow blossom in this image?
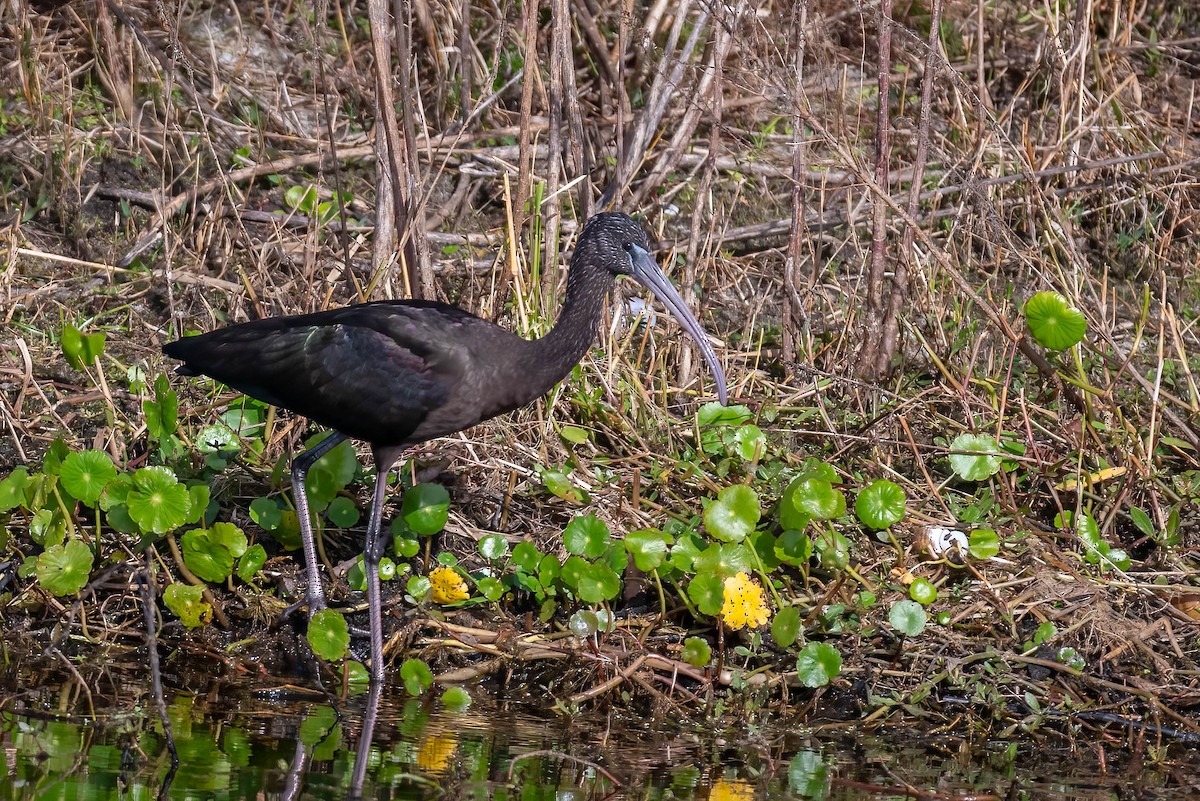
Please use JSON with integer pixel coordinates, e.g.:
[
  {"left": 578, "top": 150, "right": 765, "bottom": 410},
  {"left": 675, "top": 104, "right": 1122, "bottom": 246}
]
[
  {"left": 416, "top": 733, "right": 458, "bottom": 774},
  {"left": 709, "top": 778, "right": 755, "bottom": 801},
  {"left": 429, "top": 566, "right": 470, "bottom": 604},
  {"left": 720, "top": 572, "right": 770, "bottom": 630}
]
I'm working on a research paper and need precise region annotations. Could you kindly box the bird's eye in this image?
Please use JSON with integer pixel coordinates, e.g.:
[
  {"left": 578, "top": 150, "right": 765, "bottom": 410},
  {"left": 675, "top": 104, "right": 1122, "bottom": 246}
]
[{"left": 622, "top": 242, "right": 634, "bottom": 252}]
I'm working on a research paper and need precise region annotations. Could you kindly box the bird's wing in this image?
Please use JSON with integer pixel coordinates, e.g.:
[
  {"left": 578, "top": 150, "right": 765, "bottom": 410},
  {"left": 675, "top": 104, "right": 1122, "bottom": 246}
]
[{"left": 167, "top": 302, "right": 472, "bottom": 445}]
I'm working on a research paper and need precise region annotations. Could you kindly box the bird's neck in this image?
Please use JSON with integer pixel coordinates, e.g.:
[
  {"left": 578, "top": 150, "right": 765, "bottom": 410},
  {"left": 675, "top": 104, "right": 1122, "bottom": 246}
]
[{"left": 525, "top": 266, "right": 614, "bottom": 397}]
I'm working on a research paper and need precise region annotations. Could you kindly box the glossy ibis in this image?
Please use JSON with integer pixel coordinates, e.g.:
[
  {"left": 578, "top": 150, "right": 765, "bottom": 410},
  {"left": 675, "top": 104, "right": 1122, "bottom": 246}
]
[{"left": 163, "top": 212, "right": 727, "bottom": 682}]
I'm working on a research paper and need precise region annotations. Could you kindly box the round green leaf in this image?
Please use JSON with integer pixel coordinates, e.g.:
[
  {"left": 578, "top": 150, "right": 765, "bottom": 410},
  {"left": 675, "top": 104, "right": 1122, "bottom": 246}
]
[
  {"left": 30, "top": 508, "right": 66, "bottom": 547},
  {"left": 563, "top": 514, "right": 611, "bottom": 558},
  {"left": 59, "top": 450, "right": 116, "bottom": 506},
  {"left": 854, "top": 479, "right": 906, "bottom": 529},
  {"left": 343, "top": 661, "right": 370, "bottom": 694},
  {"left": 795, "top": 642, "right": 842, "bottom": 687},
  {"left": 392, "top": 530, "right": 420, "bottom": 558},
  {"left": 1024, "top": 291, "right": 1087, "bottom": 350},
  {"left": 511, "top": 541, "right": 543, "bottom": 573},
  {"left": 771, "top": 605, "right": 802, "bottom": 648},
  {"left": 733, "top": 424, "right": 767, "bottom": 462},
  {"left": 236, "top": 544, "right": 267, "bottom": 582},
  {"left": 378, "top": 557, "right": 396, "bottom": 580},
  {"left": 0, "top": 467, "right": 32, "bottom": 512},
  {"left": 326, "top": 496, "right": 360, "bottom": 528},
  {"left": 575, "top": 562, "right": 621, "bottom": 604},
  {"left": 749, "top": 529, "right": 781, "bottom": 571},
  {"left": 513, "top": 572, "right": 543, "bottom": 596},
  {"left": 704, "top": 485, "right": 761, "bottom": 542},
  {"left": 797, "top": 459, "right": 839, "bottom": 483},
  {"left": 908, "top": 577, "right": 938, "bottom": 605},
  {"left": 791, "top": 479, "right": 846, "bottom": 521},
  {"left": 163, "top": 582, "right": 210, "bottom": 628},
  {"left": 400, "top": 658, "right": 434, "bottom": 696},
  {"left": 186, "top": 484, "right": 211, "bottom": 525},
  {"left": 296, "top": 705, "right": 340, "bottom": 753},
  {"left": 406, "top": 575, "right": 433, "bottom": 602},
  {"left": 479, "top": 533, "right": 509, "bottom": 560},
  {"left": 967, "top": 528, "right": 1000, "bottom": 560},
  {"left": 249, "top": 497, "right": 283, "bottom": 530},
  {"left": 477, "top": 576, "right": 505, "bottom": 601},
  {"left": 569, "top": 610, "right": 599, "bottom": 637},
  {"left": 686, "top": 573, "right": 725, "bottom": 617},
  {"left": 1055, "top": 646, "right": 1084, "bottom": 670},
  {"left": 692, "top": 542, "right": 754, "bottom": 579},
  {"left": 36, "top": 539, "right": 94, "bottom": 596},
  {"left": 221, "top": 405, "right": 263, "bottom": 436},
  {"left": 106, "top": 503, "right": 137, "bottom": 535},
  {"left": 624, "top": 528, "right": 670, "bottom": 572},
  {"left": 60, "top": 324, "right": 85, "bottom": 369},
  {"left": 697, "top": 401, "right": 753, "bottom": 428},
  {"left": 99, "top": 472, "right": 131, "bottom": 509},
  {"left": 774, "top": 529, "right": 813, "bottom": 567},
  {"left": 271, "top": 510, "right": 302, "bottom": 551},
  {"left": 42, "top": 438, "right": 70, "bottom": 475},
  {"left": 538, "top": 554, "right": 561, "bottom": 586},
  {"left": 144, "top": 376, "right": 178, "bottom": 441},
  {"left": 441, "top": 686, "right": 472, "bottom": 711},
  {"left": 1104, "top": 547, "right": 1131, "bottom": 572},
  {"left": 196, "top": 423, "right": 237, "bottom": 453},
  {"left": 553, "top": 559, "right": 581, "bottom": 591},
  {"left": 402, "top": 483, "right": 450, "bottom": 536},
  {"left": 127, "top": 466, "right": 190, "bottom": 534},
  {"left": 605, "top": 541, "right": 629, "bottom": 575},
  {"left": 1067, "top": 509, "right": 1103, "bottom": 550},
  {"left": 697, "top": 403, "right": 753, "bottom": 454},
  {"left": 181, "top": 528, "right": 235, "bottom": 583},
  {"left": 778, "top": 478, "right": 811, "bottom": 531},
  {"left": 669, "top": 532, "right": 705, "bottom": 573},
  {"left": 209, "top": 521, "right": 247, "bottom": 558},
  {"left": 889, "top": 599, "right": 927, "bottom": 637},
  {"left": 307, "top": 608, "right": 350, "bottom": 661},
  {"left": 681, "top": 636, "right": 712, "bottom": 668},
  {"left": 346, "top": 558, "right": 366, "bottom": 591},
  {"left": 286, "top": 184, "right": 318, "bottom": 212},
  {"left": 813, "top": 529, "right": 850, "bottom": 570},
  {"left": 948, "top": 434, "right": 1003, "bottom": 481},
  {"left": 303, "top": 434, "right": 357, "bottom": 509}
]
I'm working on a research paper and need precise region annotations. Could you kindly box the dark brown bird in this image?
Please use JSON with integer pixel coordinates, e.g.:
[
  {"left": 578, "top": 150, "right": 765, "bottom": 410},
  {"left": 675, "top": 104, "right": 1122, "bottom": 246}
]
[{"left": 163, "top": 212, "right": 727, "bottom": 682}]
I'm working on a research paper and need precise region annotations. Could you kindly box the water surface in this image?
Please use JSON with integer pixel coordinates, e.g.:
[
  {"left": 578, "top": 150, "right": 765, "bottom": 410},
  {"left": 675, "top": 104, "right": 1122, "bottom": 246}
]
[{"left": 1, "top": 655, "right": 1192, "bottom": 799}]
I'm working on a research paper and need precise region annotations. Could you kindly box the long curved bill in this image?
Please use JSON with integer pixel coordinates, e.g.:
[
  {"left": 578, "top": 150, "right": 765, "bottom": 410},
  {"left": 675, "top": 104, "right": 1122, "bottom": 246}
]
[{"left": 628, "top": 243, "right": 728, "bottom": 405}]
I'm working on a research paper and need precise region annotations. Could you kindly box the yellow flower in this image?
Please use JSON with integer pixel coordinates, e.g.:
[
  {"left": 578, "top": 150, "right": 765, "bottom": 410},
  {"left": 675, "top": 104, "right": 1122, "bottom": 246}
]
[
  {"left": 429, "top": 566, "right": 470, "bottom": 604},
  {"left": 720, "top": 572, "right": 770, "bottom": 630},
  {"left": 709, "top": 778, "right": 755, "bottom": 801},
  {"left": 416, "top": 733, "right": 458, "bottom": 774}
]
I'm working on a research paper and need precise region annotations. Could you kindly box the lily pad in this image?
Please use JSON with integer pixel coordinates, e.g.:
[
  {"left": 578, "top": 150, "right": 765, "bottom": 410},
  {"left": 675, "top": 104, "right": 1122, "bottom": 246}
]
[
  {"left": 704, "top": 485, "right": 761, "bottom": 542},
  {"left": 1024, "top": 290, "right": 1086, "bottom": 350},
  {"left": 36, "top": 539, "right": 94, "bottom": 596}
]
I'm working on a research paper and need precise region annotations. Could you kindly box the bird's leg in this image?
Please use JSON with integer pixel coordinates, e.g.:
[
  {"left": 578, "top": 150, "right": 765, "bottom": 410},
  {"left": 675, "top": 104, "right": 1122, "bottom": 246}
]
[
  {"left": 364, "top": 446, "right": 404, "bottom": 684},
  {"left": 291, "top": 432, "right": 349, "bottom": 617}
]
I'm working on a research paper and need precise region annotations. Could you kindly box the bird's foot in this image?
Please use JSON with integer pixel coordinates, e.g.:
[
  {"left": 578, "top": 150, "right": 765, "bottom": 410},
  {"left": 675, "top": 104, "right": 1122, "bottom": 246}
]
[{"left": 281, "top": 593, "right": 329, "bottom": 622}]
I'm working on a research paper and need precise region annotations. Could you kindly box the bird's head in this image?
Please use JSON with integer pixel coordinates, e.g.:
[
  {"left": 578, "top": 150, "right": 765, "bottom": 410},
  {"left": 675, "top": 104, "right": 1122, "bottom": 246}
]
[
  {"left": 575, "top": 212, "right": 728, "bottom": 405},
  {"left": 576, "top": 212, "right": 652, "bottom": 278}
]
